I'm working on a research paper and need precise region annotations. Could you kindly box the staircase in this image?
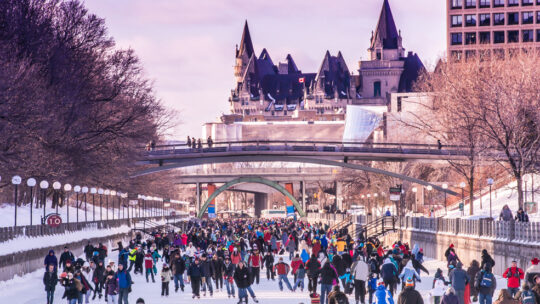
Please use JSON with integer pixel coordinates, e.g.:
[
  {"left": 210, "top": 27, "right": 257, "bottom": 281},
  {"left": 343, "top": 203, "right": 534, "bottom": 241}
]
[
  {"left": 363, "top": 216, "right": 397, "bottom": 239},
  {"left": 329, "top": 215, "right": 353, "bottom": 232},
  {"left": 132, "top": 218, "right": 165, "bottom": 236}
]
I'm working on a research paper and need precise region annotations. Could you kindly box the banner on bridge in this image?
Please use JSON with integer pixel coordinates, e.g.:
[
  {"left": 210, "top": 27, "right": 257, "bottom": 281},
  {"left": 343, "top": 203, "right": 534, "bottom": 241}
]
[
  {"left": 207, "top": 183, "right": 216, "bottom": 218},
  {"left": 285, "top": 183, "right": 295, "bottom": 217}
]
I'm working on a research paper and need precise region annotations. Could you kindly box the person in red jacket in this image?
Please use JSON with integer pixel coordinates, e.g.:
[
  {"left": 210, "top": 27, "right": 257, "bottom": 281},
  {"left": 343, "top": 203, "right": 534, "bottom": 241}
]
[
  {"left": 144, "top": 251, "right": 155, "bottom": 283},
  {"left": 503, "top": 260, "right": 524, "bottom": 297},
  {"left": 290, "top": 254, "right": 303, "bottom": 282},
  {"left": 248, "top": 249, "right": 263, "bottom": 285},
  {"left": 273, "top": 257, "right": 293, "bottom": 291}
]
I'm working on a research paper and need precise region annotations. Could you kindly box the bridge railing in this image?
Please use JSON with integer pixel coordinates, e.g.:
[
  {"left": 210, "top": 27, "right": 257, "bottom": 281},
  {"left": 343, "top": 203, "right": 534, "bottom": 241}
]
[
  {"left": 395, "top": 216, "right": 540, "bottom": 243},
  {"left": 143, "top": 140, "right": 480, "bottom": 157}
]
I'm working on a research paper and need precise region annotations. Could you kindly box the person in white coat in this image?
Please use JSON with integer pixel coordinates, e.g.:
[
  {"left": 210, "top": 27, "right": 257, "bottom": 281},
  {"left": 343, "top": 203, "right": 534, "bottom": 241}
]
[
  {"left": 352, "top": 257, "right": 369, "bottom": 304},
  {"left": 185, "top": 243, "right": 196, "bottom": 258},
  {"left": 430, "top": 277, "right": 447, "bottom": 304},
  {"left": 399, "top": 261, "right": 421, "bottom": 290}
]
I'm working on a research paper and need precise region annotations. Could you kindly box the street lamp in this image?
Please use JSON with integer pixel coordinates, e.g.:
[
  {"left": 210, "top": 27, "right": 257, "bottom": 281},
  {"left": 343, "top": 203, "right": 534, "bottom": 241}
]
[
  {"left": 412, "top": 187, "right": 418, "bottom": 213},
  {"left": 90, "top": 188, "right": 97, "bottom": 221},
  {"left": 459, "top": 182, "right": 466, "bottom": 216},
  {"left": 52, "top": 181, "right": 61, "bottom": 215},
  {"left": 442, "top": 183, "right": 448, "bottom": 215},
  {"left": 73, "top": 185, "right": 81, "bottom": 224},
  {"left": 104, "top": 189, "right": 110, "bottom": 220},
  {"left": 40, "top": 180, "right": 49, "bottom": 226},
  {"left": 98, "top": 188, "right": 104, "bottom": 221},
  {"left": 11, "top": 175, "right": 22, "bottom": 228},
  {"left": 82, "top": 186, "right": 88, "bottom": 222},
  {"left": 487, "top": 178, "right": 494, "bottom": 219},
  {"left": 111, "top": 190, "right": 117, "bottom": 220},
  {"left": 27, "top": 178, "right": 37, "bottom": 226}
]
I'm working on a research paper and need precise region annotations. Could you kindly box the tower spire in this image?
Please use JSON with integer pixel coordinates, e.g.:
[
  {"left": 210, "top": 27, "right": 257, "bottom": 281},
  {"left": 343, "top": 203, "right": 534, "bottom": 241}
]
[
  {"left": 238, "top": 20, "right": 255, "bottom": 58},
  {"left": 371, "top": 0, "right": 400, "bottom": 50}
]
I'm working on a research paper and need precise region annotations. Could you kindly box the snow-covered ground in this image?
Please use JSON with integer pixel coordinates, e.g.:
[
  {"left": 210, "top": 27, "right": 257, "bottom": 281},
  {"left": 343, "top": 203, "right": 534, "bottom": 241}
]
[
  {"left": 442, "top": 173, "right": 540, "bottom": 220},
  {"left": 0, "top": 201, "right": 168, "bottom": 227},
  {"left": 0, "top": 252, "right": 512, "bottom": 304}
]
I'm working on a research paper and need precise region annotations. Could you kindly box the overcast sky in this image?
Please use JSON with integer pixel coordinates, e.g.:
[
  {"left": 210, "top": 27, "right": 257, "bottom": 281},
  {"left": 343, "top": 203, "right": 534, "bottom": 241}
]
[{"left": 84, "top": 0, "right": 446, "bottom": 139}]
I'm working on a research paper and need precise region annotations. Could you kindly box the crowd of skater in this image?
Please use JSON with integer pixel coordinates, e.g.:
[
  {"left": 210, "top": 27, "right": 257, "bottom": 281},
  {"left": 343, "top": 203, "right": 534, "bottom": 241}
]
[{"left": 41, "top": 217, "right": 540, "bottom": 304}]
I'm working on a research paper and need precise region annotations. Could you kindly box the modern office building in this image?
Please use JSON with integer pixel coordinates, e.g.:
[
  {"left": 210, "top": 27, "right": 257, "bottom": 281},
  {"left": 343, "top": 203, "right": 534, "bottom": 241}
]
[{"left": 447, "top": 0, "right": 540, "bottom": 60}]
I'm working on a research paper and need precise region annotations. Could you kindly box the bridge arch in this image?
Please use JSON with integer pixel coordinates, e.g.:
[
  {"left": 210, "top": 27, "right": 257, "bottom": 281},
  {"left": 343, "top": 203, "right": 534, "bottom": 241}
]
[{"left": 197, "top": 176, "right": 305, "bottom": 218}]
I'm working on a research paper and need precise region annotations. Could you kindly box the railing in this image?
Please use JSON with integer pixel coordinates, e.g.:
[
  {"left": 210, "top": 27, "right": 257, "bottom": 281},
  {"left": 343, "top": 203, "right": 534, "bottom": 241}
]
[
  {"left": 0, "top": 215, "right": 187, "bottom": 242},
  {"left": 398, "top": 216, "right": 540, "bottom": 243}
]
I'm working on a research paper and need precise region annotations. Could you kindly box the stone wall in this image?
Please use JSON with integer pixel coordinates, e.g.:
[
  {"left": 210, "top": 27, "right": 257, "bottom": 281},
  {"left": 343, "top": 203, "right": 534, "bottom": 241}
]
[{"left": 381, "top": 228, "right": 540, "bottom": 276}]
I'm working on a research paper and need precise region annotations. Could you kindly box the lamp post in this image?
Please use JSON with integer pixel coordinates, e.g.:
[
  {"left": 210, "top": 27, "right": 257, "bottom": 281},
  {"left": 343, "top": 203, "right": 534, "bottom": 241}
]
[
  {"left": 426, "top": 185, "right": 433, "bottom": 208},
  {"left": 82, "top": 186, "right": 88, "bottom": 222},
  {"left": 90, "top": 188, "right": 97, "bottom": 222},
  {"left": 442, "top": 183, "right": 448, "bottom": 215},
  {"left": 40, "top": 180, "right": 49, "bottom": 226},
  {"left": 27, "top": 178, "right": 36, "bottom": 226},
  {"left": 111, "top": 190, "right": 117, "bottom": 220},
  {"left": 98, "top": 189, "right": 104, "bottom": 221},
  {"left": 12, "top": 175, "right": 22, "bottom": 228},
  {"left": 73, "top": 185, "right": 81, "bottom": 224},
  {"left": 487, "top": 178, "right": 494, "bottom": 219},
  {"left": 104, "top": 189, "right": 110, "bottom": 220},
  {"left": 460, "top": 182, "right": 466, "bottom": 216}
]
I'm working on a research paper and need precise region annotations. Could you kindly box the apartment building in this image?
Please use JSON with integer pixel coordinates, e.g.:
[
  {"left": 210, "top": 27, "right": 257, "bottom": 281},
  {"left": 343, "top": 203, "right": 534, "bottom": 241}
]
[{"left": 447, "top": 0, "right": 540, "bottom": 59}]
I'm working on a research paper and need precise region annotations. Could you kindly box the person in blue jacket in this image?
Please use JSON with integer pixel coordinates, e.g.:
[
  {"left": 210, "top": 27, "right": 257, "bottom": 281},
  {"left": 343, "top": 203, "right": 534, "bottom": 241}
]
[
  {"left": 374, "top": 281, "right": 394, "bottom": 304},
  {"left": 116, "top": 263, "right": 133, "bottom": 304},
  {"left": 44, "top": 250, "right": 58, "bottom": 271}
]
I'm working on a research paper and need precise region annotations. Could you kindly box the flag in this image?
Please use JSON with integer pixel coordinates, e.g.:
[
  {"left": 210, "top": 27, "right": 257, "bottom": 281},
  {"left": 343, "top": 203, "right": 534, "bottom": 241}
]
[{"left": 298, "top": 77, "right": 305, "bottom": 83}]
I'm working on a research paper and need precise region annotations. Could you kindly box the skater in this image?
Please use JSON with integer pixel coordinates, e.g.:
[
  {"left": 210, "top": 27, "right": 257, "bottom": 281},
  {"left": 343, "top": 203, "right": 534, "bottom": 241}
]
[
  {"left": 200, "top": 254, "right": 214, "bottom": 296},
  {"left": 351, "top": 256, "right": 369, "bottom": 304},
  {"left": 116, "top": 263, "right": 133, "bottom": 304},
  {"left": 224, "top": 257, "right": 236, "bottom": 298},
  {"left": 328, "top": 285, "right": 349, "bottom": 304},
  {"left": 43, "top": 264, "right": 58, "bottom": 304},
  {"left": 188, "top": 258, "right": 202, "bottom": 299},
  {"left": 320, "top": 260, "right": 339, "bottom": 304},
  {"left": 105, "top": 272, "right": 119, "bottom": 304},
  {"left": 263, "top": 251, "right": 275, "bottom": 281},
  {"left": 293, "top": 263, "right": 306, "bottom": 292},
  {"left": 160, "top": 263, "right": 172, "bottom": 296},
  {"left": 234, "top": 261, "right": 251, "bottom": 304},
  {"left": 374, "top": 281, "right": 394, "bottom": 304},
  {"left": 173, "top": 252, "right": 185, "bottom": 292},
  {"left": 502, "top": 260, "right": 524, "bottom": 297},
  {"left": 467, "top": 261, "right": 481, "bottom": 302},
  {"left": 144, "top": 251, "right": 155, "bottom": 283},
  {"left": 397, "top": 277, "right": 423, "bottom": 304},
  {"left": 274, "top": 257, "right": 293, "bottom": 291},
  {"left": 475, "top": 265, "right": 496, "bottom": 304}
]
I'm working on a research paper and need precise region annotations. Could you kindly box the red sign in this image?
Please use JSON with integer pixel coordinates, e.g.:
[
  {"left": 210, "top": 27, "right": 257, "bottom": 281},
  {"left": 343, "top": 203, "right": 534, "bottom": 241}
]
[
  {"left": 298, "top": 77, "right": 305, "bottom": 83},
  {"left": 46, "top": 214, "right": 62, "bottom": 227}
]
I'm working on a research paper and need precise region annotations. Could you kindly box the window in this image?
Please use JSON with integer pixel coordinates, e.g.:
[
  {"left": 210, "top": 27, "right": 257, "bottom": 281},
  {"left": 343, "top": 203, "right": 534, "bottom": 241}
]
[
  {"left": 397, "top": 97, "right": 402, "bottom": 112},
  {"left": 451, "top": 32, "right": 463, "bottom": 45},
  {"left": 537, "top": 12, "right": 540, "bottom": 24},
  {"left": 465, "top": 32, "right": 477, "bottom": 44},
  {"left": 479, "top": 31, "right": 491, "bottom": 43},
  {"left": 494, "top": 31, "right": 505, "bottom": 43},
  {"left": 508, "top": 0, "right": 519, "bottom": 6},
  {"left": 479, "top": 0, "right": 490, "bottom": 7},
  {"left": 465, "top": 0, "right": 476, "bottom": 8},
  {"left": 376, "top": 51, "right": 382, "bottom": 60},
  {"left": 523, "top": 12, "right": 534, "bottom": 24},
  {"left": 508, "top": 30, "right": 519, "bottom": 43},
  {"left": 522, "top": 0, "right": 533, "bottom": 5},
  {"left": 465, "top": 50, "right": 476, "bottom": 60},
  {"left": 523, "top": 29, "right": 534, "bottom": 42},
  {"left": 508, "top": 12, "right": 519, "bottom": 25},
  {"left": 451, "top": 15, "right": 463, "bottom": 27},
  {"left": 493, "top": 0, "right": 504, "bottom": 6},
  {"left": 537, "top": 30, "right": 540, "bottom": 42},
  {"left": 480, "top": 14, "right": 491, "bottom": 25},
  {"left": 451, "top": 51, "right": 463, "bottom": 61},
  {"left": 373, "top": 81, "right": 381, "bottom": 97},
  {"left": 451, "top": 0, "right": 463, "bottom": 8},
  {"left": 494, "top": 13, "right": 505, "bottom": 25},
  {"left": 466, "top": 14, "right": 477, "bottom": 26}
]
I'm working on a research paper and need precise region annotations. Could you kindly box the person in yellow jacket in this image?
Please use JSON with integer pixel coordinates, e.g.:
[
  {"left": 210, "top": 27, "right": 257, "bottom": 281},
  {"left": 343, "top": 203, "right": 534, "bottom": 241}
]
[
  {"left": 127, "top": 247, "right": 137, "bottom": 272},
  {"left": 336, "top": 238, "right": 348, "bottom": 255}
]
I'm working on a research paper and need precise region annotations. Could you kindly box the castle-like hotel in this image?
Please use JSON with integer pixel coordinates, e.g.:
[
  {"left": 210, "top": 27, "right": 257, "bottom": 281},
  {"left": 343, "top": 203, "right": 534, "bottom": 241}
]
[{"left": 226, "top": 0, "right": 425, "bottom": 123}]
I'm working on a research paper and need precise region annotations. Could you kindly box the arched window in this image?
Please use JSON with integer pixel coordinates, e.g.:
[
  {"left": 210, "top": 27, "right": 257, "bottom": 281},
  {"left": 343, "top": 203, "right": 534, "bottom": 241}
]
[{"left": 374, "top": 81, "right": 381, "bottom": 97}]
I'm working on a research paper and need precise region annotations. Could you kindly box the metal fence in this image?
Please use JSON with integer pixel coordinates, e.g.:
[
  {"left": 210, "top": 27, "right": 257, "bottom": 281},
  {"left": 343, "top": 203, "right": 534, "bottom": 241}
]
[
  {"left": 398, "top": 216, "right": 540, "bottom": 243},
  {"left": 0, "top": 215, "right": 186, "bottom": 242}
]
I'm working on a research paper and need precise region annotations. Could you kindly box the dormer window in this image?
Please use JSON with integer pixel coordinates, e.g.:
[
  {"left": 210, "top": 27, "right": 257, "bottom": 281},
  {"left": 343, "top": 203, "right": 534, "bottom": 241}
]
[{"left": 376, "top": 51, "right": 382, "bottom": 60}]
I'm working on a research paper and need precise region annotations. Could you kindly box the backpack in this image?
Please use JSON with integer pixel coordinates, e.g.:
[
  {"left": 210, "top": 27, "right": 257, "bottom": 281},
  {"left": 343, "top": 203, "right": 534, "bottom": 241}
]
[
  {"left": 335, "top": 293, "right": 349, "bottom": 304},
  {"left": 369, "top": 260, "right": 378, "bottom": 273},
  {"left": 480, "top": 273, "right": 494, "bottom": 288},
  {"left": 521, "top": 290, "right": 535, "bottom": 304}
]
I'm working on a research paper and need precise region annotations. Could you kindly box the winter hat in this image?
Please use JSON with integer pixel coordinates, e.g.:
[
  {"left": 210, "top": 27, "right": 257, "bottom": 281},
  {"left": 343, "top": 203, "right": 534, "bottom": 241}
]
[
  {"left": 449, "top": 244, "right": 454, "bottom": 248},
  {"left": 531, "top": 258, "right": 540, "bottom": 265},
  {"left": 136, "top": 299, "right": 145, "bottom": 304},
  {"left": 406, "top": 277, "right": 414, "bottom": 287}
]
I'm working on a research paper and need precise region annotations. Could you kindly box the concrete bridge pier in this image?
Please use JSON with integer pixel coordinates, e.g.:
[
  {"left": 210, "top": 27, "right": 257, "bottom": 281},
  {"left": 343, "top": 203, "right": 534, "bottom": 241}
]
[{"left": 254, "top": 193, "right": 268, "bottom": 217}]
